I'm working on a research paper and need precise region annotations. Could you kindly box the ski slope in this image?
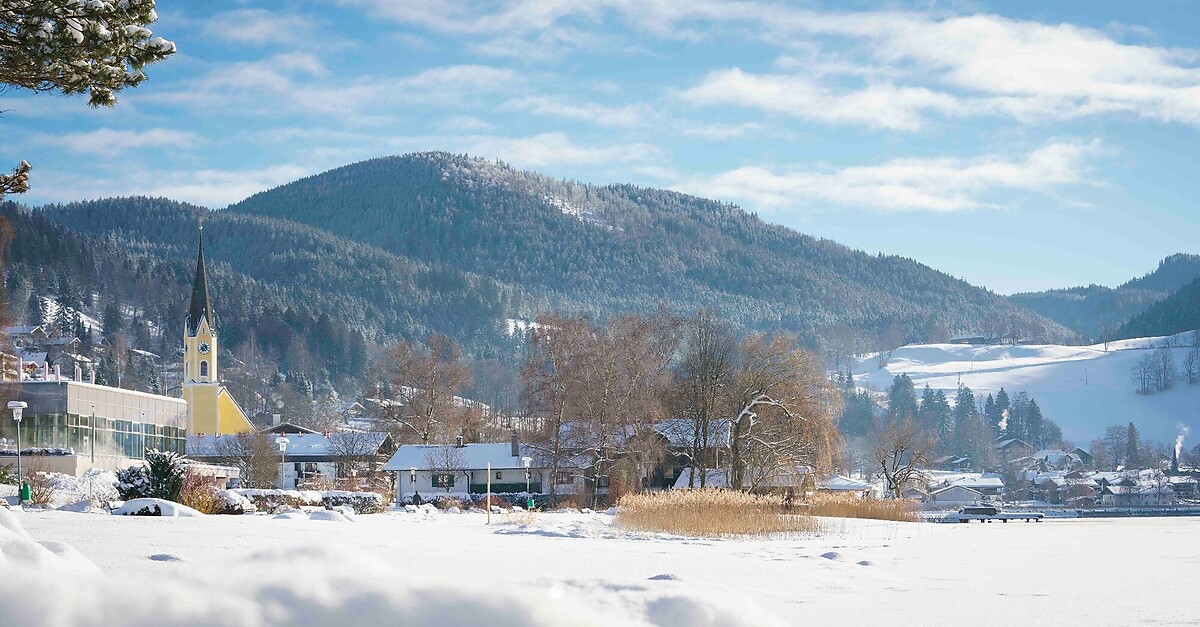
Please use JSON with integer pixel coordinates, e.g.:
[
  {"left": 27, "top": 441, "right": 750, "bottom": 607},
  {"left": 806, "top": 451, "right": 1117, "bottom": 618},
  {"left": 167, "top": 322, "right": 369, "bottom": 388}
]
[{"left": 853, "top": 332, "right": 1200, "bottom": 445}]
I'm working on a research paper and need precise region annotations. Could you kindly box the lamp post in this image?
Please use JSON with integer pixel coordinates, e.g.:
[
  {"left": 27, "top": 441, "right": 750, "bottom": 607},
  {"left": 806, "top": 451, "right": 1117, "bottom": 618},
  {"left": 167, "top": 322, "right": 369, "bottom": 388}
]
[
  {"left": 523, "top": 456, "right": 533, "bottom": 510},
  {"left": 409, "top": 467, "right": 416, "bottom": 500},
  {"left": 8, "top": 401, "right": 27, "bottom": 482},
  {"left": 275, "top": 436, "right": 289, "bottom": 489}
]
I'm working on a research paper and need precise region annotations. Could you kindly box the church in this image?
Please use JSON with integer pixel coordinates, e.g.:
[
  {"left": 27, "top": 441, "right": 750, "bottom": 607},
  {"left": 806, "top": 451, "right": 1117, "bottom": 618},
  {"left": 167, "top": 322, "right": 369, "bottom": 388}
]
[{"left": 182, "top": 227, "right": 254, "bottom": 435}]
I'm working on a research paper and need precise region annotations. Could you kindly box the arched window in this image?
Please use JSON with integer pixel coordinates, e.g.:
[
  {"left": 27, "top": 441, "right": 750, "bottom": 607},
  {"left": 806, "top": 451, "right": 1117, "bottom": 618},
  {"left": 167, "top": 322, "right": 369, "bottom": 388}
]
[{"left": 200, "top": 360, "right": 209, "bottom": 379}]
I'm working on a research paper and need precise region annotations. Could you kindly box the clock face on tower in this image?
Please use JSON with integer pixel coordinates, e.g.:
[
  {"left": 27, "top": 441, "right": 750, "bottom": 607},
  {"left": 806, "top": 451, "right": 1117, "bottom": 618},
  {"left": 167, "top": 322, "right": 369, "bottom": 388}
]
[{"left": 198, "top": 342, "right": 211, "bottom": 355}]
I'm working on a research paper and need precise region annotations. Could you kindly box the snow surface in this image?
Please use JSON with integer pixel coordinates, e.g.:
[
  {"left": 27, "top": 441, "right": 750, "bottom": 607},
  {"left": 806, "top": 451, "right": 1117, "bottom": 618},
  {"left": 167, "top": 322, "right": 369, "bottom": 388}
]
[
  {"left": 855, "top": 332, "right": 1200, "bottom": 443},
  {"left": 9, "top": 506, "right": 1200, "bottom": 625}
]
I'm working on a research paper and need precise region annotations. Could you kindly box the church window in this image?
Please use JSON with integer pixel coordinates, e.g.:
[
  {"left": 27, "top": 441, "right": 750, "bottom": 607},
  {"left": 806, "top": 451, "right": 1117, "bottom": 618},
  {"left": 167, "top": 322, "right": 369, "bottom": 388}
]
[{"left": 200, "top": 360, "right": 209, "bottom": 378}]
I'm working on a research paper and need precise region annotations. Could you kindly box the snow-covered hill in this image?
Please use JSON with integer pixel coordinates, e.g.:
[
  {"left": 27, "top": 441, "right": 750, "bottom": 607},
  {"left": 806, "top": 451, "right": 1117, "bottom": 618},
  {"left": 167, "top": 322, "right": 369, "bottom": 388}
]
[{"left": 853, "top": 332, "right": 1200, "bottom": 445}]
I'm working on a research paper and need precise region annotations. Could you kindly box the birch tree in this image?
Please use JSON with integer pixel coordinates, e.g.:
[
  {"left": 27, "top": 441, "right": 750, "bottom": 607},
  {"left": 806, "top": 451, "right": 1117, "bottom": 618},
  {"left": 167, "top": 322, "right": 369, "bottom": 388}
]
[{"left": 375, "top": 334, "right": 472, "bottom": 444}]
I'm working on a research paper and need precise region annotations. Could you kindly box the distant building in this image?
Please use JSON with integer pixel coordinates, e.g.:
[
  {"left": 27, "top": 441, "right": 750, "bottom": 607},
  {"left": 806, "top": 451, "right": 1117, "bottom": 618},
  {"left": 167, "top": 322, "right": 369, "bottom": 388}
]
[
  {"left": 0, "top": 380, "right": 188, "bottom": 475},
  {"left": 383, "top": 433, "right": 557, "bottom": 502}
]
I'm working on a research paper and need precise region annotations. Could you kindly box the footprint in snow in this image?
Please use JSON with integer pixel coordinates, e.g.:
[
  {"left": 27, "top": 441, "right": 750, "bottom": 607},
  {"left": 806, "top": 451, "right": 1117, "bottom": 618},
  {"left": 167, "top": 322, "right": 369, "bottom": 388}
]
[
  {"left": 819, "top": 551, "right": 844, "bottom": 561},
  {"left": 648, "top": 573, "right": 680, "bottom": 581},
  {"left": 857, "top": 560, "right": 873, "bottom": 566},
  {"left": 149, "top": 554, "right": 184, "bottom": 562}
]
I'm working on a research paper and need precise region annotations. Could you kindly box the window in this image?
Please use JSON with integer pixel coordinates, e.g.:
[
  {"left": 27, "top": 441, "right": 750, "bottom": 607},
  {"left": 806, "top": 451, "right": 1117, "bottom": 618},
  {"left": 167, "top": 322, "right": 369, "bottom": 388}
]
[
  {"left": 556, "top": 471, "right": 574, "bottom": 485},
  {"left": 199, "top": 361, "right": 208, "bottom": 378},
  {"left": 496, "top": 471, "right": 502, "bottom": 480},
  {"left": 432, "top": 473, "right": 455, "bottom": 488}
]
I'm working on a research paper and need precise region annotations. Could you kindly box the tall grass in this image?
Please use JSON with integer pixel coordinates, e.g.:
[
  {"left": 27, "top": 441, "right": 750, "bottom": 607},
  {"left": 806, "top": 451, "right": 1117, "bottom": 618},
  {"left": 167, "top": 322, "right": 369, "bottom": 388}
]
[
  {"left": 617, "top": 489, "right": 822, "bottom": 538},
  {"left": 806, "top": 493, "right": 918, "bottom": 522}
]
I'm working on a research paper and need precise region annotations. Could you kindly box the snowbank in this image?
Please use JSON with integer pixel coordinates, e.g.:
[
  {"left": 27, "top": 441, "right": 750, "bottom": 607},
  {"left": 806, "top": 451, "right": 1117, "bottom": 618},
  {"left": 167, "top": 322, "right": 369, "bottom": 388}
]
[
  {"left": 112, "top": 499, "right": 204, "bottom": 517},
  {"left": 1, "top": 509, "right": 780, "bottom": 626}
]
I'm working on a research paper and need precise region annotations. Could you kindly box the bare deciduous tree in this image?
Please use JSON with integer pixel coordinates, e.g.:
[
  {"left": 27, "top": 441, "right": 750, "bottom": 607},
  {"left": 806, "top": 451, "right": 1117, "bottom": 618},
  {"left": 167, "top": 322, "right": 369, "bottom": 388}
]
[
  {"left": 669, "top": 309, "right": 735, "bottom": 488},
  {"left": 728, "top": 333, "right": 841, "bottom": 491},
  {"left": 871, "top": 417, "right": 935, "bottom": 498},
  {"left": 211, "top": 433, "right": 279, "bottom": 489},
  {"left": 374, "top": 333, "right": 472, "bottom": 445}
]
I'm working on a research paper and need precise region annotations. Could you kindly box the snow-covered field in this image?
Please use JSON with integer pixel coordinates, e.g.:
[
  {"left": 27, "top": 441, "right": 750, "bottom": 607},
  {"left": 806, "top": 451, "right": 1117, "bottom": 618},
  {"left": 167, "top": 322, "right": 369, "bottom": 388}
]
[
  {"left": 854, "top": 332, "right": 1200, "bottom": 443},
  {"left": 6, "top": 507, "right": 1199, "bottom": 626}
]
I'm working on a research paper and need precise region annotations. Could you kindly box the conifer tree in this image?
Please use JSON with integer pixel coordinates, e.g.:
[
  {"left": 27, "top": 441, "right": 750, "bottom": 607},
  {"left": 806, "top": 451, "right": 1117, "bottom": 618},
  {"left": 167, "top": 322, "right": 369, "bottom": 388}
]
[{"left": 0, "top": 1, "right": 176, "bottom": 199}]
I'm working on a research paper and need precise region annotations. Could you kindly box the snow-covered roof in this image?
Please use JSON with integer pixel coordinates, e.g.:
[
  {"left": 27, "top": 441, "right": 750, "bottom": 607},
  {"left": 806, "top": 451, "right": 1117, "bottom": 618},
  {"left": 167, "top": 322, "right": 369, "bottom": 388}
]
[
  {"left": 929, "top": 485, "right": 984, "bottom": 498},
  {"left": 383, "top": 443, "right": 533, "bottom": 472},
  {"left": 37, "top": 336, "right": 80, "bottom": 346},
  {"left": 189, "top": 432, "right": 391, "bottom": 460},
  {"left": 671, "top": 468, "right": 731, "bottom": 489},
  {"left": 818, "top": 475, "right": 872, "bottom": 492},
  {"left": 950, "top": 476, "right": 1005, "bottom": 489},
  {"left": 4, "top": 325, "right": 43, "bottom": 336}
]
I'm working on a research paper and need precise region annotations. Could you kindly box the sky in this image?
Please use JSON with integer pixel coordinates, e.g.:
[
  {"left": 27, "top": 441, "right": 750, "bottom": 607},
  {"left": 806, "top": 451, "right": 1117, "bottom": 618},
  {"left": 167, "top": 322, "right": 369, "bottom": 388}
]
[{"left": 4, "top": 1, "right": 1200, "bottom": 295}]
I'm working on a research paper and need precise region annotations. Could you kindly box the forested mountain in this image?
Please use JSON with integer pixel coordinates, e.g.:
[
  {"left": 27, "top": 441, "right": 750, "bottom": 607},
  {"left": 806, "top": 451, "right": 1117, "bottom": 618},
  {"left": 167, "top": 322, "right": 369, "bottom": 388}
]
[
  {"left": 4, "top": 199, "right": 524, "bottom": 391},
  {"left": 228, "top": 152, "right": 1069, "bottom": 347},
  {"left": 1008, "top": 254, "right": 1200, "bottom": 341},
  {"left": 1117, "top": 276, "right": 1200, "bottom": 339}
]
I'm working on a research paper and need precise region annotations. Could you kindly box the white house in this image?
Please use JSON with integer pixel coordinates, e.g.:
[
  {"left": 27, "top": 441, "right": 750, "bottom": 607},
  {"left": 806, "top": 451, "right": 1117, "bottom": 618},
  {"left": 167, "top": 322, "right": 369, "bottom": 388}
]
[
  {"left": 928, "top": 485, "right": 986, "bottom": 507},
  {"left": 383, "top": 434, "right": 584, "bottom": 502},
  {"left": 1100, "top": 483, "right": 1174, "bottom": 507}
]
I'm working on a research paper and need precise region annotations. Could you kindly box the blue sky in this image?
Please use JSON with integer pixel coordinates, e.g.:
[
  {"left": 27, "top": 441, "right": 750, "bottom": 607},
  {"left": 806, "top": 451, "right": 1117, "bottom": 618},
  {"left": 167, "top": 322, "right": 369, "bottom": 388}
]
[{"left": 4, "top": 1, "right": 1200, "bottom": 295}]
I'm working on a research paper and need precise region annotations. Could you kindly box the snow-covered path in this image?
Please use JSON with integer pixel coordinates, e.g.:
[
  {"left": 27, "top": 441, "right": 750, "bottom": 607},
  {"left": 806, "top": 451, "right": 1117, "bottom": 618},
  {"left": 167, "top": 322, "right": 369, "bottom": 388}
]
[{"left": 8, "top": 509, "right": 1200, "bottom": 625}]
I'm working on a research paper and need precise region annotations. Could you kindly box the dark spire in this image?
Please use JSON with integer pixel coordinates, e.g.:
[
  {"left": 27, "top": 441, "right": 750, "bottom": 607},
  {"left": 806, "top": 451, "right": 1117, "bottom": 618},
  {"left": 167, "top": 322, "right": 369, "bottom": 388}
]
[{"left": 187, "top": 225, "right": 214, "bottom": 335}]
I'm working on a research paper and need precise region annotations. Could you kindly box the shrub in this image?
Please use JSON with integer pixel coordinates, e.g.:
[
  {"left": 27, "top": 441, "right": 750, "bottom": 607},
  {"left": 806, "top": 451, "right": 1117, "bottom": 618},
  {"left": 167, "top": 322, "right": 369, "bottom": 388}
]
[
  {"left": 617, "top": 489, "right": 822, "bottom": 538},
  {"left": 0, "top": 465, "right": 17, "bottom": 486},
  {"left": 177, "top": 468, "right": 222, "bottom": 515},
  {"left": 116, "top": 464, "right": 150, "bottom": 500},
  {"left": 24, "top": 471, "right": 58, "bottom": 506},
  {"left": 145, "top": 449, "right": 186, "bottom": 501},
  {"left": 805, "top": 493, "right": 917, "bottom": 522},
  {"left": 321, "top": 491, "right": 385, "bottom": 514}
]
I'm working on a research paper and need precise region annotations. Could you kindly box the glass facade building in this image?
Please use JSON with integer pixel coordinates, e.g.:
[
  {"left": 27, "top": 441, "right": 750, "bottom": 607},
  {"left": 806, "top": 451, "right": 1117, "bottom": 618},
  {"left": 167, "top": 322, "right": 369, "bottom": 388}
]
[{"left": 0, "top": 381, "right": 187, "bottom": 459}]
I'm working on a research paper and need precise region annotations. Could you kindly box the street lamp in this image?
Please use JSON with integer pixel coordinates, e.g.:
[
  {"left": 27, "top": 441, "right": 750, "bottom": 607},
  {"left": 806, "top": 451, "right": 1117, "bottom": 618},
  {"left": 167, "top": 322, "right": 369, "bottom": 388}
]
[
  {"left": 8, "top": 401, "right": 27, "bottom": 482},
  {"left": 522, "top": 456, "right": 532, "bottom": 493},
  {"left": 409, "top": 467, "right": 417, "bottom": 500},
  {"left": 275, "top": 436, "right": 289, "bottom": 489}
]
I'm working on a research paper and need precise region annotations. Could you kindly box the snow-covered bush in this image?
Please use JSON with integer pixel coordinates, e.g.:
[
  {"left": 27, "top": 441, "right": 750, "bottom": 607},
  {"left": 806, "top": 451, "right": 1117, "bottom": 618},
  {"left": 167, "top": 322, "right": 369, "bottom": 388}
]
[
  {"left": 145, "top": 449, "right": 185, "bottom": 501},
  {"left": 214, "top": 490, "right": 252, "bottom": 515},
  {"left": 231, "top": 489, "right": 322, "bottom": 513},
  {"left": 48, "top": 468, "right": 120, "bottom": 507},
  {"left": 117, "top": 450, "right": 187, "bottom": 502},
  {"left": 321, "top": 491, "right": 385, "bottom": 514},
  {"left": 115, "top": 465, "right": 150, "bottom": 500}
]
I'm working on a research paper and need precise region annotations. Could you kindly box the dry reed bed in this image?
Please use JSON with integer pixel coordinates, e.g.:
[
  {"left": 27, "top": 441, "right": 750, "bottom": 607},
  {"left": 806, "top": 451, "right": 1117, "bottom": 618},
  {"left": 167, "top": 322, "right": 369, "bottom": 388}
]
[
  {"left": 616, "top": 489, "right": 822, "bottom": 538},
  {"left": 805, "top": 493, "right": 918, "bottom": 522}
]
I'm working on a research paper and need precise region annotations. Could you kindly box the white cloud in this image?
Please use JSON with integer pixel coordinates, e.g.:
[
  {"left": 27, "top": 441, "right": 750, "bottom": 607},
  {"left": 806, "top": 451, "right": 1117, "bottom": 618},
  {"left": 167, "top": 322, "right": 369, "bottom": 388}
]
[
  {"left": 344, "top": 1, "right": 1200, "bottom": 129},
  {"left": 673, "top": 139, "right": 1105, "bottom": 213},
  {"left": 34, "top": 164, "right": 314, "bottom": 208},
  {"left": 679, "top": 69, "right": 962, "bottom": 131},
  {"left": 505, "top": 96, "right": 649, "bottom": 127},
  {"left": 201, "top": 9, "right": 319, "bottom": 46},
  {"left": 42, "top": 128, "right": 202, "bottom": 155},
  {"left": 681, "top": 121, "right": 761, "bottom": 140}
]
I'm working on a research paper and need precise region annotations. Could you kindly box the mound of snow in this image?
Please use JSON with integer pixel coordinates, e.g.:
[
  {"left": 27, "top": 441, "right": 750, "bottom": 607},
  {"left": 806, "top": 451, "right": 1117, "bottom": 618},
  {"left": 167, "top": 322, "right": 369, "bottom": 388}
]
[
  {"left": 0, "top": 509, "right": 99, "bottom": 575},
  {"left": 308, "top": 509, "right": 353, "bottom": 522},
  {"left": 0, "top": 512, "right": 784, "bottom": 626},
  {"left": 112, "top": 499, "right": 203, "bottom": 517}
]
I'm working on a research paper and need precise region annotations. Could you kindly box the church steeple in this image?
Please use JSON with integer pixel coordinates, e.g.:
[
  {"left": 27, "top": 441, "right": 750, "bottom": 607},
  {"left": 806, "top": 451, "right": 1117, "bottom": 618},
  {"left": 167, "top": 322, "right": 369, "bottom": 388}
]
[{"left": 187, "top": 226, "right": 214, "bottom": 335}]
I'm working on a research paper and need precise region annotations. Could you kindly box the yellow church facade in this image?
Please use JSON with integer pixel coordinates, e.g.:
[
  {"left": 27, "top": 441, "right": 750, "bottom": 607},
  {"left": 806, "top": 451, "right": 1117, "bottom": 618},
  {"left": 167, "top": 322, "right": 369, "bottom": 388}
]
[{"left": 183, "top": 228, "right": 254, "bottom": 435}]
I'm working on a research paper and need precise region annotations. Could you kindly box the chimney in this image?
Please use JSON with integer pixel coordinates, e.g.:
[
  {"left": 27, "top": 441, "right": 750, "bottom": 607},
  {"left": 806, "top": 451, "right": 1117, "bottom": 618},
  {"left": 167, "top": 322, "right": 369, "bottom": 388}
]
[
  {"left": 455, "top": 435, "right": 464, "bottom": 448},
  {"left": 511, "top": 430, "right": 519, "bottom": 457},
  {"left": 272, "top": 413, "right": 281, "bottom": 427},
  {"left": 54, "top": 364, "right": 61, "bottom": 381}
]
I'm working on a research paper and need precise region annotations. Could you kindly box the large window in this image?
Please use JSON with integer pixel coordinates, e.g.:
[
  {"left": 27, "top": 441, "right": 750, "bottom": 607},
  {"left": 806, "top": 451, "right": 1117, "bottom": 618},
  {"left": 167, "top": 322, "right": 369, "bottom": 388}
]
[{"left": 432, "top": 473, "right": 455, "bottom": 488}]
